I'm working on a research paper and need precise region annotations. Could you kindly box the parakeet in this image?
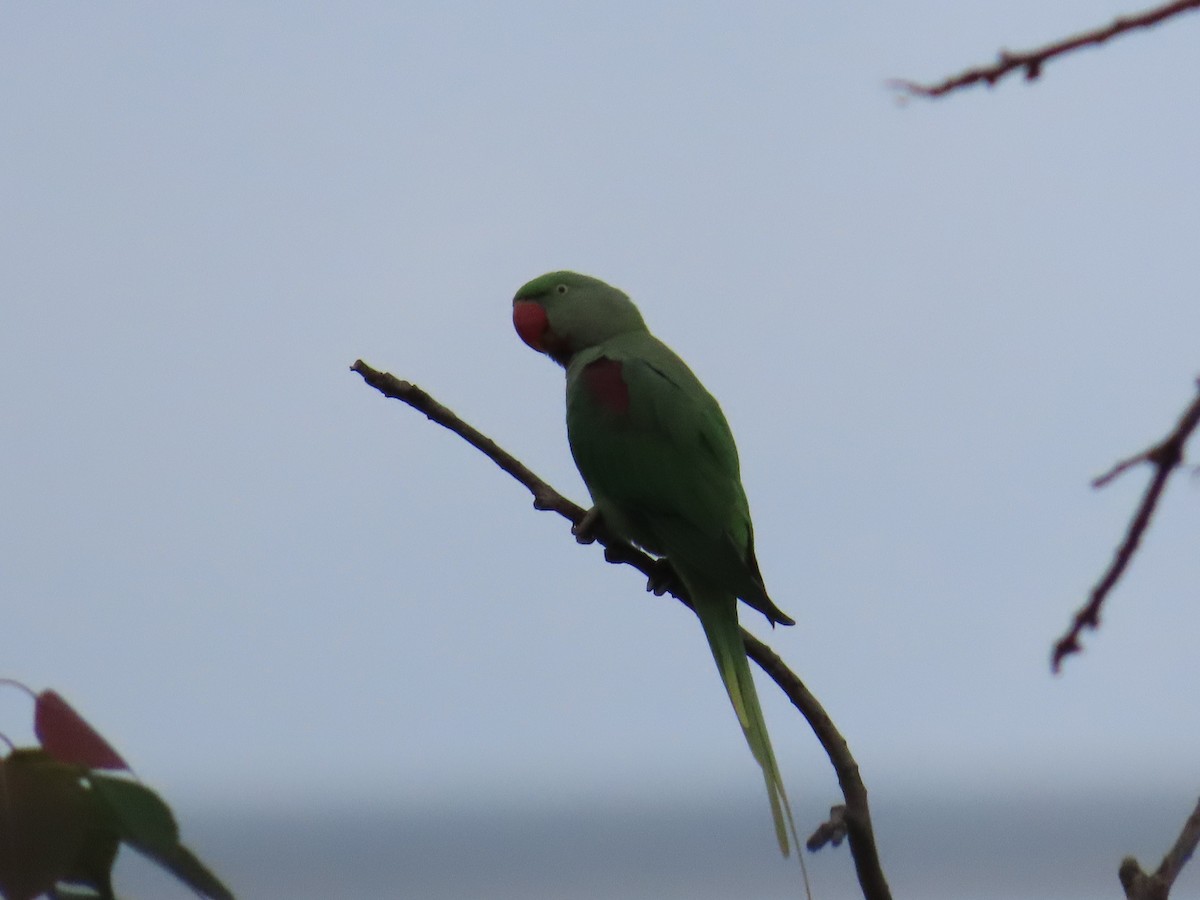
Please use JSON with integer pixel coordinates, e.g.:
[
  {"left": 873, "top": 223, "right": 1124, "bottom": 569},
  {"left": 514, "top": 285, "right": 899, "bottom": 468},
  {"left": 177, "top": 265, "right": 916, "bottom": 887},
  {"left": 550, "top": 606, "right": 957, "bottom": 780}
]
[{"left": 512, "top": 270, "right": 800, "bottom": 858}]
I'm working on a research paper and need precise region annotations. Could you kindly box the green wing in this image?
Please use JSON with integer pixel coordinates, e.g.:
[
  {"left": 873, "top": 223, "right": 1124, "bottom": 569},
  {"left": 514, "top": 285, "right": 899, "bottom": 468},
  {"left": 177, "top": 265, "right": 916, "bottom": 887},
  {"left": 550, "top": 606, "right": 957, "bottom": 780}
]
[{"left": 565, "top": 331, "right": 790, "bottom": 626}]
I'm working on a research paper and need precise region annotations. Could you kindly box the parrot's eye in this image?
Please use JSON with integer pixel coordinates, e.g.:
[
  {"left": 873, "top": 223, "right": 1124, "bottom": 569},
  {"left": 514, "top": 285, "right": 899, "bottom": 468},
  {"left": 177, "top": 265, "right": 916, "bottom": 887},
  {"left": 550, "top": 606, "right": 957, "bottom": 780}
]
[{"left": 556, "top": 284, "right": 568, "bottom": 295}]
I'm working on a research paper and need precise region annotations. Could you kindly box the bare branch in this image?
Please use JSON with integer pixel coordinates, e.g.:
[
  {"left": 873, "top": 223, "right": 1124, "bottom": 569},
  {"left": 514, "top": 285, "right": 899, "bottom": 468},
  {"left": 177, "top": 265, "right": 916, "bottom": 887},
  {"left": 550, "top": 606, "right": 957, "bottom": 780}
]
[
  {"left": 352, "top": 359, "right": 893, "bottom": 900},
  {"left": 350, "top": 360, "right": 574, "bottom": 517},
  {"left": 1052, "top": 380, "right": 1200, "bottom": 672},
  {"left": 892, "top": 0, "right": 1200, "bottom": 99},
  {"left": 1157, "top": 798, "right": 1200, "bottom": 887},
  {"left": 1118, "top": 796, "right": 1200, "bottom": 899}
]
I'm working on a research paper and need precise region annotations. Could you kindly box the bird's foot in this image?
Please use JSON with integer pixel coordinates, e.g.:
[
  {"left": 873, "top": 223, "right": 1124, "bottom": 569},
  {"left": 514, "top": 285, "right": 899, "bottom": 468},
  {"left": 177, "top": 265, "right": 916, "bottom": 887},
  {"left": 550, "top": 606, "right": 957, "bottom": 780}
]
[
  {"left": 645, "top": 558, "right": 677, "bottom": 596},
  {"left": 573, "top": 507, "right": 602, "bottom": 544}
]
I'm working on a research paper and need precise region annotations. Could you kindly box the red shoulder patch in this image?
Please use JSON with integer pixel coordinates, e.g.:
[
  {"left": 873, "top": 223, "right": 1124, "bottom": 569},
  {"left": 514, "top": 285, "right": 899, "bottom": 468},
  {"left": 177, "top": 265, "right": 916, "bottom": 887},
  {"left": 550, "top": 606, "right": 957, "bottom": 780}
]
[{"left": 582, "top": 357, "right": 630, "bottom": 413}]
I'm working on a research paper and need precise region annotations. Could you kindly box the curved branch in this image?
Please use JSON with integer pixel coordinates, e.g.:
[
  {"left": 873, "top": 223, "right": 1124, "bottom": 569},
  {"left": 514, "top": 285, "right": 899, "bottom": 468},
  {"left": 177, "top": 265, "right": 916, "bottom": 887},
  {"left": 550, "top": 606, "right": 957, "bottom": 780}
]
[
  {"left": 351, "top": 359, "right": 892, "bottom": 900},
  {"left": 1052, "top": 379, "right": 1200, "bottom": 672},
  {"left": 742, "top": 632, "right": 890, "bottom": 900},
  {"left": 1119, "top": 796, "right": 1200, "bottom": 899},
  {"left": 892, "top": 0, "right": 1200, "bottom": 99}
]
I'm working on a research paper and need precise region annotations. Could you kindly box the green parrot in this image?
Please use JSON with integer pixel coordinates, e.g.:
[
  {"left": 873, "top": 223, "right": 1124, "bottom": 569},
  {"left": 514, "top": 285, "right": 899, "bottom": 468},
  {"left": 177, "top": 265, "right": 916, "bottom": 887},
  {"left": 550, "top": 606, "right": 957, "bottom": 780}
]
[{"left": 512, "top": 270, "right": 801, "bottom": 859}]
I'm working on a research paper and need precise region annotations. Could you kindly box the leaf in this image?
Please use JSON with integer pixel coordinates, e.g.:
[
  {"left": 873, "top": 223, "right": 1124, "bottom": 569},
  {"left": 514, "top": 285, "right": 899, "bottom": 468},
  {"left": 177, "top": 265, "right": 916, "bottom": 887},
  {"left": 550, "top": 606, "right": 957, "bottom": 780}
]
[
  {"left": 0, "top": 749, "right": 106, "bottom": 900},
  {"left": 89, "top": 774, "right": 179, "bottom": 857},
  {"left": 48, "top": 888, "right": 106, "bottom": 899},
  {"left": 56, "top": 825, "right": 120, "bottom": 900},
  {"left": 35, "top": 691, "right": 129, "bottom": 771},
  {"left": 89, "top": 774, "right": 235, "bottom": 899},
  {"left": 152, "top": 843, "right": 236, "bottom": 900}
]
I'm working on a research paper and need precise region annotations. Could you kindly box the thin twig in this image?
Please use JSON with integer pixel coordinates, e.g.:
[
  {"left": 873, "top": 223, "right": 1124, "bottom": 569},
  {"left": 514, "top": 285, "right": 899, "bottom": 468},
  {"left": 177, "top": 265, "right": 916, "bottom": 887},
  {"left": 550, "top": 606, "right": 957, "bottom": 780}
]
[
  {"left": 350, "top": 361, "right": 573, "bottom": 518},
  {"left": 1118, "top": 796, "right": 1200, "bottom": 899},
  {"left": 352, "top": 359, "right": 893, "bottom": 900},
  {"left": 1052, "top": 380, "right": 1200, "bottom": 672},
  {"left": 892, "top": 0, "right": 1200, "bottom": 98}
]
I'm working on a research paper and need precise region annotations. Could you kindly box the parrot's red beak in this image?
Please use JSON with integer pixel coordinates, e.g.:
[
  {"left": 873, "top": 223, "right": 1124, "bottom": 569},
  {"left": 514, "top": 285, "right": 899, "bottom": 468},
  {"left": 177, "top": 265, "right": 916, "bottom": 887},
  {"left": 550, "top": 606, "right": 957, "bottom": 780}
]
[{"left": 513, "top": 300, "right": 549, "bottom": 352}]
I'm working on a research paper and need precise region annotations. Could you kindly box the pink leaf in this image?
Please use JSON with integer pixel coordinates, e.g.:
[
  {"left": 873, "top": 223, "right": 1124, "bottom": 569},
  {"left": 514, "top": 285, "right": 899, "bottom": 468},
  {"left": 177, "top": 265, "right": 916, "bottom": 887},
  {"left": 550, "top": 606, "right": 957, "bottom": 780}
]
[{"left": 34, "top": 690, "right": 129, "bottom": 770}]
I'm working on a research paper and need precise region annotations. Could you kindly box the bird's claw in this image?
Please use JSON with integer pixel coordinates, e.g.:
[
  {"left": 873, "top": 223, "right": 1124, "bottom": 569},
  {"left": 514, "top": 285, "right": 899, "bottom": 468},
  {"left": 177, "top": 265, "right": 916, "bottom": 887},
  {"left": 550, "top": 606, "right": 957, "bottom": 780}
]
[
  {"left": 573, "top": 507, "right": 601, "bottom": 544},
  {"left": 646, "top": 558, "right": 676, "bottom": 596}
]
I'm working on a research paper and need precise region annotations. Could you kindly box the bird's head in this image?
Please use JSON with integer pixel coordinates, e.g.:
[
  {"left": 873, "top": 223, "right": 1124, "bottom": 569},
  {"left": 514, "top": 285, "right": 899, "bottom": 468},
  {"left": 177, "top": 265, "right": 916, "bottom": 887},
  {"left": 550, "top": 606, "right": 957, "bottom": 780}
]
[{"left": 512, "top": 271, "right": 646, "bottom": 367}]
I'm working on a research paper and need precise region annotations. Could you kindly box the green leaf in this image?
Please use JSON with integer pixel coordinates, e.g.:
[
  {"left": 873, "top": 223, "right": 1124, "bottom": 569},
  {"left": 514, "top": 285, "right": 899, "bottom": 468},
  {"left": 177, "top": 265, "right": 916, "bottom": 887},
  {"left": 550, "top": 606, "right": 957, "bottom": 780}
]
[
  {"left": 152, "top": 843, "right": 236, "bottom": 900},
  {"left": 0, "top": 749, "right": 105, "bottom": 900},
  {"left": 88, "top": 774, "right": 234, "bottom": 899},
  {"left": 55, "top": 825, "right": 119, "bottom": 900},
  {"left": 49, "top": 886, "right": 113, "bottom": 900},
  {"left": 88, "top": 775, "right": 180, "bottom": 857}
]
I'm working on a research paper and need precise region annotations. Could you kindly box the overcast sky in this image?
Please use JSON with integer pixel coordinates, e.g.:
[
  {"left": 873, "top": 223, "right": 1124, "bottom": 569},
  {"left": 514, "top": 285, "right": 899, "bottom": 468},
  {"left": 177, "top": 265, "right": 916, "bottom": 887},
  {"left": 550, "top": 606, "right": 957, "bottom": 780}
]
[{"left": 3, "top": 2, "right": 1200, "bottom": 896}]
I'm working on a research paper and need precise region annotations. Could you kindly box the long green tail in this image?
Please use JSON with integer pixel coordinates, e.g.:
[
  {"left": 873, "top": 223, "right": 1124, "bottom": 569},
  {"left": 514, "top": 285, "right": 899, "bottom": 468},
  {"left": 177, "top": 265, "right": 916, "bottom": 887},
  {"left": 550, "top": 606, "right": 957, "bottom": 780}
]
[{"left": 687, "top": 580, "right": 811, "bottom": 894}]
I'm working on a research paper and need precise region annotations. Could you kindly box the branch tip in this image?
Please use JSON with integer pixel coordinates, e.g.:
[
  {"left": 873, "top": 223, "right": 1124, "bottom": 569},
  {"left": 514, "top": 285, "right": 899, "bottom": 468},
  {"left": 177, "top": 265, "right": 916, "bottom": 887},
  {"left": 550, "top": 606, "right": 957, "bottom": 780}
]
[
  {"left": 1053, "top": 382, "right": 1200, "bottom": 670},
  {"left": 893, "top": 0, "right": 1200, "bottom": 98}
]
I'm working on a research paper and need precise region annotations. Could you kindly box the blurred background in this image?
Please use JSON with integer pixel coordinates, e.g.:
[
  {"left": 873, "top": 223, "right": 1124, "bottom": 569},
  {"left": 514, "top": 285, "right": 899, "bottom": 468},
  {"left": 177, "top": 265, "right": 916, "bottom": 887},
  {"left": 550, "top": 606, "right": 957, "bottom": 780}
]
[{"left": 3, "top": 3, "right": 1199, "bottom": 897}]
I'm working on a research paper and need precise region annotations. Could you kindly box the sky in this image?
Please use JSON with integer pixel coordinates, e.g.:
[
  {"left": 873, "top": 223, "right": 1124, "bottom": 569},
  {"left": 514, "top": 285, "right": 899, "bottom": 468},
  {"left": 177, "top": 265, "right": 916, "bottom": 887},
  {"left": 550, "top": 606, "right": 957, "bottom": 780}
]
[{"left": 3, "top": 2, "right": 1200, "bottom": 897}]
